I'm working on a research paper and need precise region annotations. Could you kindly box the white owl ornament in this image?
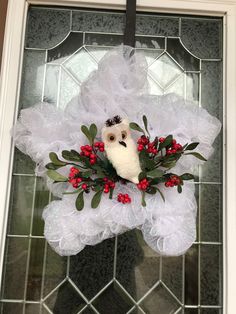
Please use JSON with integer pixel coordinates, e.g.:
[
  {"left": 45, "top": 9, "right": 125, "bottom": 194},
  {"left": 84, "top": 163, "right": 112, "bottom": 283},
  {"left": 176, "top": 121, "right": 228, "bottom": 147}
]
[{"left": 102, "top": 116, "right": 141, "bottom": 184}]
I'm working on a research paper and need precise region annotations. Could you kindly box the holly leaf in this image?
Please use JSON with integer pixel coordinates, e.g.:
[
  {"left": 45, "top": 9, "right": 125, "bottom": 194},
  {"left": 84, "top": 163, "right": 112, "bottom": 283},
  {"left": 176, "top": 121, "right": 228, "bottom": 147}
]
[
  {"left": 185, "top": 142, "right": 199, "bottom": 151},
  {"left": 180, "top": 173, "right": 195, "bottom": 180},
  {"left": 129, "top": 122, "right": 144, "bottom": 133},
  {"left": 76, "top": 191, "right": 84, "bottom": 210},
  {"left": 185, "top": 152, "right": 207, "bottom": 161},
  {"left": 46, "top": 170, "right": 68, "bottom": 182},
  {"left": 177, "top": 185, "right": 182, "bottom": 193},
  {"left": 49, "top": 152, "right": 67, "bottom": 166},
  {"left": 91, "top": 190, "right": 103, "bottom": 208},
  {"left": 81, "top": 125, "right": 92, "bottom": 144},
  {"left": 147, "top": 168, "right": 164, "bottom": 178},
  {"left": 89, "top": 124, "right": 97, "bottom": 143}
]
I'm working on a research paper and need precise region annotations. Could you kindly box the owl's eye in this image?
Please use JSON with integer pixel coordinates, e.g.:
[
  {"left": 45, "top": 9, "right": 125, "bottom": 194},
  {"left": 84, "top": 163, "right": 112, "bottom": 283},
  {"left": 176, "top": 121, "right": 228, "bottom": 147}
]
[
  {"left": 107, "top": 133, "right": 116, "bottom": 142},
  {"left": 121, "top": 131, "right": 127, "bottom": 140}
]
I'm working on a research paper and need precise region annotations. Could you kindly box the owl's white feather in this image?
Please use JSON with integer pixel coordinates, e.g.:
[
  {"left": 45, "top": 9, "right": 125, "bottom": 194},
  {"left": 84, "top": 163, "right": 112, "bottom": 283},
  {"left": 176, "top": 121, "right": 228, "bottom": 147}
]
[{"left": 102, "top": 118, "right": 141, "bottom": 183}]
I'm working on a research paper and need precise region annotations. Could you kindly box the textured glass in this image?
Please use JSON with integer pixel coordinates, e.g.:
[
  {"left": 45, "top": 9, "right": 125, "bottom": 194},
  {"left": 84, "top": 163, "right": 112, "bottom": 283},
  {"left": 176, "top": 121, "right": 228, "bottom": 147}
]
[
  {"left": 116, "top": 231, "right": 160, "bottom": 300},
  {"left": 200, "top": 184, "right": 222, "bottom": 242},
  {"left": 69, "top": 239, "right": 114, "bottom": 299},
  {"left": 26, "top": 8, "right": 71, "bottom": 49},
  {"left": 139, "top": 284, "right": 180, "bottom": 313},
  {"left": 1, "top": 238, "right": 28, "bottom": 299},
  {"left": 181, "top": 18, "right": 223, "bottom": 59},
  {"left": 148, "top": 53, "right": 183, "bottom": 89},
  {"left": 1, "top": 6, "right": 223, "bottom": 314},
  {"left": 8, "top": 175, "right": 35, "bottom": 235},
  {"left": 19, "top": 50, "right": 46, "bottom": 109},
  {"left": 92, "top": 281, "right": 134, "bottom": 313}
]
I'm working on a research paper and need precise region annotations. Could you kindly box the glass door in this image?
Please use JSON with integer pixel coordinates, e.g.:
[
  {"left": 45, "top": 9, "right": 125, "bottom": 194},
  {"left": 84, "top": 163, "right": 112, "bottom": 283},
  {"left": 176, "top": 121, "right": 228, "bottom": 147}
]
[{"left": 0, "top": 6, "right": 223, "bottom": 314}]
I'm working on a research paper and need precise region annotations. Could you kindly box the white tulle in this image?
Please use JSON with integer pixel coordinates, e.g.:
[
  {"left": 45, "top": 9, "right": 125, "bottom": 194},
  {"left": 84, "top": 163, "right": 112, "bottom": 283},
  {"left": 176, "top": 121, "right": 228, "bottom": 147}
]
[{"left": 13, "top": 45, "right": 221, "bottom": 256}]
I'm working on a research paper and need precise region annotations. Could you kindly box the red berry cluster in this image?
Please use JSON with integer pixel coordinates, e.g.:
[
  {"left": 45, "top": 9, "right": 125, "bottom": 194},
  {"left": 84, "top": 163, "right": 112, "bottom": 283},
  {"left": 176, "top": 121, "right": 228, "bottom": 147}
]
[
  {"left": 103, "top": 177, "right": 116, "bottom": 193},
  {"left": 80, "top": 145, "right": 97, "bottom": 165},
  {"left": 94, "top": 141, "right": 105, "bottom": 152},
  {"left": 166, "top": 139, "right": 183, "bottom": 155},
  {"left": 165, "top": 175, "right": 181, "bottom": 187},
  {"left": 137, "top": 135, "right": 158, "bottom": 155},
  {"left": 68, "top": 167, "right": 82, "bottom": 188},
  {"left": 117, "top": 193, "right": 131, "bottom": 204},
  {"left": 137, "top": 178, "right": 149, "bottom": 191}
]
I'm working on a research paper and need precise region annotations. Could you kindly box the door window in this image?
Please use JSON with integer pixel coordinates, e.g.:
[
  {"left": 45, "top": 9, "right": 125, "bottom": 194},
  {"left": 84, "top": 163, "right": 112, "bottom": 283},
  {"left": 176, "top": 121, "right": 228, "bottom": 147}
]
[{"left": 0, "top": 7, "right": 223, "bottom": 314}]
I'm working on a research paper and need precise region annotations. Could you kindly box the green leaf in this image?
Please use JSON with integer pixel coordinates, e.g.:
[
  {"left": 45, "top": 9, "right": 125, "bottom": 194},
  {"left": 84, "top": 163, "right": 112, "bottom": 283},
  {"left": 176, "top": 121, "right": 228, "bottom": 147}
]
[
  {"left": 180, "top": 173, "right": 195, "bottom": 180},
  {"left": 76, "top": 191, "right": 84, "bottom": 211},
  {"left": 45, "top": 163, "right": 62, "bottom": 170},
  {"left": 138, "top": 171, "right": 146, "bottom": 181},
  {"left": 161, "top": 161, "right": 176, "bottom": 169},
  {"left": 81, "top": 125, "right": 92, "bottom": 144},
  {"left": 185, "top": 142, "right": 199, "bottom": 151},
  {"left": 185, "top": 152, "right": 207, "bottom": 161},
  {"left": 147, "top": 168, "right": 164, "bottom": 178},
  {"left": 81, "top": 170, "right": 93, "bottom": 178},
  {"left": 46, "top": 170, "right": 68, "bottom": 182},
  {"left": 139, "top": 150, "right": 155, "bottom": 171},
  {"left": 150, "top": 177, "right": 166, "bottom": 185},
  {"left": 49, "top": 152, "right": 67, "bottom": 166},
  {"left": 146, "top": 186, "right": 157, "bottom": 194},
  {"left": 156, "top": 187, "right": 165, "bottom": 202},
  {"left": 142, "top": 115, "right": 150, "bottom": 136},
  {"left": 91, "top": 190, "right": 103, "bottom": 208},
  {"left": 177, "top": 185, "right": 182, "bottom": 193},
  {"left": 89, "top": 123, "right": 97, "bottom": 142},
  {"left": 61, "top": 150, "right": 80, "bottom": 162},
  {"left": 141, "top": 192, "right": 146, "bottom": 207},
  {"left": 159, "top": 135, "right": 173, "bottom": 149},
  {"left": 129, "top": 122, "right": 144, "bottom": 133}
]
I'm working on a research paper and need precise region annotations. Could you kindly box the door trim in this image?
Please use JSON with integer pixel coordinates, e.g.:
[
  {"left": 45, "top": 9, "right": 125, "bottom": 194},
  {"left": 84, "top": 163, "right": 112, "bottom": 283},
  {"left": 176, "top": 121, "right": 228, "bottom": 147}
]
[{"left": 0, "top": 1, "right": 235, "bottom": 313}]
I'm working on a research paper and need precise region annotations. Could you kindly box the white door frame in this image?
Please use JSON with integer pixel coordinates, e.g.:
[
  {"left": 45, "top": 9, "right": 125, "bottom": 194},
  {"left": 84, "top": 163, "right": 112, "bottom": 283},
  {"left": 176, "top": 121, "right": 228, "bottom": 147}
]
[{"left": 0, "top": 0, "right": 236, "bottom": 313}]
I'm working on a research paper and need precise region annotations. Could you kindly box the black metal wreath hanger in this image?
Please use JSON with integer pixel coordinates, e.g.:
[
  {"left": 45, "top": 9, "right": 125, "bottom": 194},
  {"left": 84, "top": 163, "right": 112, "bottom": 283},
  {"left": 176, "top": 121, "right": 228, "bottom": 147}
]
[{"left": 123, "top": 0, "right": 137, "bottom": 48}]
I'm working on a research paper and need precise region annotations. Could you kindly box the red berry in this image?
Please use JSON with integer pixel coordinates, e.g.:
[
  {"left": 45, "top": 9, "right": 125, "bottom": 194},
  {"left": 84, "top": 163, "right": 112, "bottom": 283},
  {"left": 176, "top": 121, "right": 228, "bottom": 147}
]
[
  {"left": 99, "top": 147, "right": 105, "bottom": 152},
  {"left": 159, "top": 137, "right": 165, "bottom": 143},
  {"left": 110, "top": 182, "right": 115, "bottom": 189},
  {"left": 104, "top": 188, "right": 109, "bottom": 193},
  {"left": 138, "top": 144, "right": 144, "bottom": 151},
  {"left": 172, "top": 139, "right": 177, "bottom": 145},
  {"left": 82, "top": 183, "right": 88, "bottom": 190}
]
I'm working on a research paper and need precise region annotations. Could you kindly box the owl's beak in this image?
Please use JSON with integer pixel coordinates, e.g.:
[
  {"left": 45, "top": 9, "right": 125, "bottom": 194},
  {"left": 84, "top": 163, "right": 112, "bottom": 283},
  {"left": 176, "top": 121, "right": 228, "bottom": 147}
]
[{"left": 119, "top": 141, "right": 127, "bottom": 147}]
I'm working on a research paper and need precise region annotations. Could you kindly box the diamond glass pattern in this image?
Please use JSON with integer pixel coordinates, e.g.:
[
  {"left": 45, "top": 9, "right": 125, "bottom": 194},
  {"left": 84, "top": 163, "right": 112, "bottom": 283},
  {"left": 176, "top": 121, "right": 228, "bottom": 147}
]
[
  {"left": 139, "top": 283, "right": 180, "bottom": 314},
  {"left": 44, "top": 280, "right": 87, "bottom": 313},
  {"left": 92, "top": 281, "right": 135, "bottom": 314},
  {"left": 148, "top": 53, "right": 183, "bottom": 89},
  {"left": 64, "top": 48, "right": 97, "bottom": 83}
]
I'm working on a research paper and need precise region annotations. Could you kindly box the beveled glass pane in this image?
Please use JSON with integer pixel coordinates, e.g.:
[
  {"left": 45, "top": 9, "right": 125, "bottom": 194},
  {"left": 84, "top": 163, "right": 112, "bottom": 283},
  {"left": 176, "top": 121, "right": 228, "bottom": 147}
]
[
  {"left": 200, "top": 245, "right": 222, "bottom": 305},
  {"left": 69, "top": 238, "right": 114, "bottom": 299},
  {"left": 25, "top": 303, "right": 40, "bottom": 313},
  {"left": 116, "top": 230, "right": 160, "bottom": 300},
  {"left": 1, "top": 302, "right": 23, "bottom": 314},
  {"left": 1, "top": 238, "right": 28, "bottom": 299},
  {"left": 8, "top": 175, "right": 35, "bottom": 235},
  {"left": 184, "top": 245, "right": 198, "bottom": 305},
  {"left": 19, "top": 50, "right": 46, "bottom": 109}
]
